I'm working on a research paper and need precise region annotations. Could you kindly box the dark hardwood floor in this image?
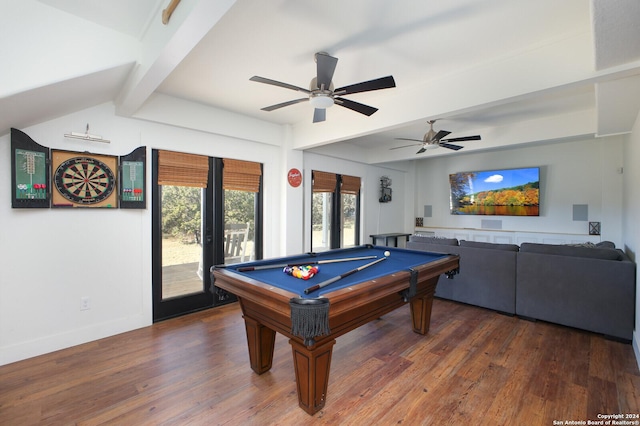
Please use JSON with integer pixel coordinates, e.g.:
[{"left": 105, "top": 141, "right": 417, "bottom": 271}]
[{"left": 1, "top": 299, "right": 638, "bottom": 425}]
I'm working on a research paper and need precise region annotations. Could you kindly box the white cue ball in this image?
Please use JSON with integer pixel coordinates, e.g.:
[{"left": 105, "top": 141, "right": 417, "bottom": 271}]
[{"left": 384, "top": 250, "right": 391, "bottom": 257}]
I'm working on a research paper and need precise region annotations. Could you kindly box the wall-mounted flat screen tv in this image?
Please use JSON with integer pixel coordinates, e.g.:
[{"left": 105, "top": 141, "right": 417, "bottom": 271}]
[{"left": 449, "top": 167, "right": 540, "bottom": 216}]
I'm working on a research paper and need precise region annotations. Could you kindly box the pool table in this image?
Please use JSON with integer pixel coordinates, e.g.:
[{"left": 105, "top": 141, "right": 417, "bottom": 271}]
[{"left": 211, "top": 245, "right": 459, "bottom": 415}]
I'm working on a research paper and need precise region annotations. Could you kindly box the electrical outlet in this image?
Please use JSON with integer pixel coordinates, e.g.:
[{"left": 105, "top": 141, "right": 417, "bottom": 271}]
[{"left": 80, "top": 297, "right": 91, "bottom": 311}]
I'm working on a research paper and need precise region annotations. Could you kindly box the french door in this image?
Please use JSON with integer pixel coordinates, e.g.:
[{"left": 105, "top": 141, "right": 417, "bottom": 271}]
[
  {"left": 311, "top": 171, "right": 361, "bottom": 252},
  {"left": 152, "top": 151, "right": 263, "bottom": 322}
]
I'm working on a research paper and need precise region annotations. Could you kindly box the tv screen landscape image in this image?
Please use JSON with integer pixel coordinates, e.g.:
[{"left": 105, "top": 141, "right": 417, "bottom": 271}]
[{"left": 449, "top": 167, "right": 540, "bottom": 216}]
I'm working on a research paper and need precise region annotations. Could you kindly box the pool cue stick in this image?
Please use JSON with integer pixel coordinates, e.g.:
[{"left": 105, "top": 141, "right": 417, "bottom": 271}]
[
  {"left": 236, "top": 255, "right": 377, "bottom": 272},
  {"left": 303, "top": 257, "right": 387, "bottom": 294}
]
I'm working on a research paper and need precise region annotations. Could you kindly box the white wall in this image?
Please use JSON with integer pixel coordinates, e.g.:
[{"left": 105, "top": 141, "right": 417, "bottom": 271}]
[
  {"left": 2, "top": 103, "right": 637, "bottom": 368},
  {"left": 0, "top": 102, "right": 284, "bottom": 365},
  {"left": 0, "top": 102, "right": 408, "bottom": 365},
  {"left": 413, "top": 137, "right": 625, "bottom": 246},
  {"left": 623, "top": 109, "right": 640, "bottom": 367},
  {"left": 415, "top": 131, "right": 639, "bottom": 368}
]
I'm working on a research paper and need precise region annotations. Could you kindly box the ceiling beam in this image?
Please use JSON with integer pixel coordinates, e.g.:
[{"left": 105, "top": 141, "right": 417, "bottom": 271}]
[
  {"left": 116, "top": 0, "right": 236, "bottom": 117},
  {"left": 289, "top": 30, "right": 596, "bottom": 151},
  {"left": 162, "top": 0, "right": 182, "bottom": 25}
]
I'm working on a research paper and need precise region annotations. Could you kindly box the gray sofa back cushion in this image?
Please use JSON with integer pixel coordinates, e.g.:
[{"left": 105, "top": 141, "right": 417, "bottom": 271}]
[
  {"left": 519, "top": 242, "right": 622, "bottom": 260},
  {"left": 459, "top": 240, "right": 519, "bottom": 252}
]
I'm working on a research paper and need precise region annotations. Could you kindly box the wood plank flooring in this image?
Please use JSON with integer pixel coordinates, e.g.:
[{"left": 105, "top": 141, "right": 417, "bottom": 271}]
[{"left": 1, "top": 299, "right": 639, "bottom": 425}]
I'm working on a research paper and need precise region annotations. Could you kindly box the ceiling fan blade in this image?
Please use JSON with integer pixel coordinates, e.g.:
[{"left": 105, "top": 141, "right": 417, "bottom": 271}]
[
  {"left": 261, "top": 98, "right": 309, "bottom": 112},
  {"left": 431, "top": 130, "right": 451, "bottom": 142},
  {"left": 441, "top": 135, "right": 482, "bottom": 142},
  {"left": 416, "top": 146, "right": 427, "bottom": 154},
  {"left": 334, "top": 97, "right": 378, "bottom": 116},
  {"left": 394, "top": 137, "right": 424, "bottom": 142},
  {"left": 439, "top": 142, "right": 464, "bottom": 151},
  {"left": 390, "top": 142, "right": 422, "bottom": 150},
  {"left": 313, "top": 108, "right": 326, "bottom": 123},
  {"left": 316, "top": 53, "right": 338, "bottom": 89},
  {"left": 250, "top": 76, "right": 311, "bottom": 94},
  {"left": 334, "top": 75, "right": 396, "bottom": 95}
]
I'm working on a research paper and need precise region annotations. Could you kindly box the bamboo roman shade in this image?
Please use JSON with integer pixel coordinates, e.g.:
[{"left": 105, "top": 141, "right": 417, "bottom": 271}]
[
  {"left": 223, "top": 159, "right": 262, "bottom": 192},
  {"left": 157, "top": 150, "right": 209, "bottom": 188},
  {"left": 312, "top": 171, "right": 337, "bottom": 193},
  {"left": 340, "top": 175, "right": 361, "bottom": 195}
]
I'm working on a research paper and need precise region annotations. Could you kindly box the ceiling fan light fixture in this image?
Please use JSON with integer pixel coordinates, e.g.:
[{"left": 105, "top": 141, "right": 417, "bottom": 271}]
[
  {"left": 394, "top": 120, "right": 480, "bottom": 155},
  {"left": 251, "top": 53, "right": 394, "bottom": 122},
  {"left": 309, "top": 94, "right": 334, "bottom": 109}
]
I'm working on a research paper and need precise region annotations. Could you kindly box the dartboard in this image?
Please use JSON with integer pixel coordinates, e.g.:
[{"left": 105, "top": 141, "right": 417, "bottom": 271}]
[{"left": 53, "top": 156, "right": 116, "bottom": 204}]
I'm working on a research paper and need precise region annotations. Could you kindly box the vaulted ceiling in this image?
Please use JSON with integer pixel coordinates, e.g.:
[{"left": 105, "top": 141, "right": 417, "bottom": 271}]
[{"left": 2, "top": 0, "right": 640, "bottom": 164}]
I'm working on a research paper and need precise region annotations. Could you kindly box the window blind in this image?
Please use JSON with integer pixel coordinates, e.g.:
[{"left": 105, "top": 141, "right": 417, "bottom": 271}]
[
  {"left": 223, "top": 159, "right": 262, "bottom": 192},
  {"left": 340, "top": 175, "right": 361, "bottom": 194},
  {"left": 312, "top": 171, "right": 337, "bottom": 193},
  {"left": 157, "top": 150, "right": 209, "bottom": 188}
]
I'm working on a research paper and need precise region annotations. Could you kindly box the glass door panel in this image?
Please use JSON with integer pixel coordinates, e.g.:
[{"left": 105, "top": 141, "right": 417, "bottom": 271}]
[
  {"left": 160, "top": 185, "right": 204, "bottom": 299},
  {"left": 341, "top": 193, "right": 357, "bottom": 248},
  {"left": 312, "top": 192, "right": 332, "bottom": 252},
  {"left": 223, "top": 189, "right": 256, "bottom": 264}
]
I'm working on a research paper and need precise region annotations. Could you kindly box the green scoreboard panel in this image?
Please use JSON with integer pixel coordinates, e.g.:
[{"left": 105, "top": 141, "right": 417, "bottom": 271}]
[{"left": 11, "top": 128, "right": 50, "bottom": 208}]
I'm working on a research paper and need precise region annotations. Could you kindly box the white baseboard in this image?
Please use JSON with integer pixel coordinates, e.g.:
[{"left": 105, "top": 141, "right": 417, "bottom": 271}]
[{"left": 0, "top": 314, "right": 150, "bottom": 366}]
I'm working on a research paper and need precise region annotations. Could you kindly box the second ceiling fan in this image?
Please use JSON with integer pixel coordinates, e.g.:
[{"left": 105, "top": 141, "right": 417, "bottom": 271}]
[
  {"left": 250, "top": 52, "right": 396, "bottom": 123},
  {"left": 392, "top": 120, "right": 481, "bottom": 153}
]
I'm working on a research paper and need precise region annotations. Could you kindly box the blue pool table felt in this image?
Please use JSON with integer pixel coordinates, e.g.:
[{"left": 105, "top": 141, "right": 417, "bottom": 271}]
[{"left": 223, "top": 246, "right": 447, "bottom": 298}]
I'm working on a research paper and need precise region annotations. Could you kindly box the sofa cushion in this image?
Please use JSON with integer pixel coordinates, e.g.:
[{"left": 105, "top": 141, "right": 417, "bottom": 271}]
[
  {"left": 409, "top": 235, "right": 459, "bottom": 246},
  {"left": 519, "top": 242, "right": 622, "bottom": 260},
  {"left": 459, "top": 240, "right": 519, "bottom": 252}
]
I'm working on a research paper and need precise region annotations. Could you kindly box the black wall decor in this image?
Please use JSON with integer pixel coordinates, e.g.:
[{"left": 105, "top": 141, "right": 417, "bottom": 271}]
[
  {"left": 10, "top": 128, "right": 147, "bottom": 210},
  {"left": 119, "top": 146, "right": 147, "bottom": 209},
  {"left": 11, "top": 128, "right": 50, "bottom": 208},
  {"left": 379, "top": 176, "right": 392, "bottom": 203}
]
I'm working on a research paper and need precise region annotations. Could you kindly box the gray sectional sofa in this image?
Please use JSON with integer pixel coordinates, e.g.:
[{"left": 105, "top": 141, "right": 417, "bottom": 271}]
[{"left": 407, "top": 235, "right": 636, "bottom": 341}]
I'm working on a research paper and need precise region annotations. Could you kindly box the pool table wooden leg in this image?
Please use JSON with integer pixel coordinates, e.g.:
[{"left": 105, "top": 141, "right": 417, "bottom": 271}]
[
  {"left": 243, "top": 316, "right": 276, "bottom": 374},
  {"left": 289, "top": 338, "right": 336, "bottom": 415},
  {"left": 409, "top": 293, "right": 435, "bottom": 335}
]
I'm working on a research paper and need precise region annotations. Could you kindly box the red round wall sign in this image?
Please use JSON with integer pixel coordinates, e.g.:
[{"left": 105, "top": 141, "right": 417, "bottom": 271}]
[{"left": 287, "top": 168, "right": 302, "bottom": 187}]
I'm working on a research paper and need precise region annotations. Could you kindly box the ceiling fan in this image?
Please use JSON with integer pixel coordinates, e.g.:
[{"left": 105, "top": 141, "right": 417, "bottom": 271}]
[
  {"left": 391, "top": 120, "right": 481, "bottom": 153},
  {"left": 250, "top": 52, "right": 396, "bottom": 123}
]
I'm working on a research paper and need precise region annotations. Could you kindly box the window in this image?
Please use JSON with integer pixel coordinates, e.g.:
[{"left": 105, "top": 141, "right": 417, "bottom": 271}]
[
  {"left": 156, "top": 151, "right": 209, "bottom": 300},
  {"left": 340, "top": 175, "right": 360, "bottom": 248},
  {"left": 311, "top": 171, "right": 360, "bottom": 251},
  {"left": 152, "top": 150, "right": 263, "bottom": 321},
  {"left": 222, "top": 159, "right": 262, "bottom": 264}
]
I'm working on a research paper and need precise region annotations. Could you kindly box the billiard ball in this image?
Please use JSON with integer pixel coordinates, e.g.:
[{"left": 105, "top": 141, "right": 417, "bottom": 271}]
[{"left": 384, "top": 250, "right": 391, "bottom": 257}]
